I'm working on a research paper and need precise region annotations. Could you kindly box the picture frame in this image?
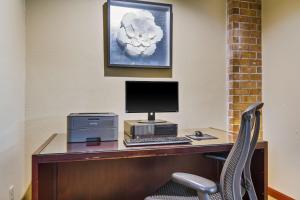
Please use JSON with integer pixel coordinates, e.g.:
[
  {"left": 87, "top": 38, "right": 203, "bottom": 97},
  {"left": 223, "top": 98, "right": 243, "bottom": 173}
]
[{"left": 107, "top": 0, "right": 173, "bottom": 68}]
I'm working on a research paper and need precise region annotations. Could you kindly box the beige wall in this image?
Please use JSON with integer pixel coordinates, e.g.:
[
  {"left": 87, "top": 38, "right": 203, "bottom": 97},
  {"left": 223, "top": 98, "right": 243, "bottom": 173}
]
[
  {"left": 263, "top": 0, "right": 300, "bottom": 199},
  {"left": 0, "top": 0, "right": 26, "bottom": 199},
  {"left": 25, "top": 0, "right": 226, "bottom": 183}
]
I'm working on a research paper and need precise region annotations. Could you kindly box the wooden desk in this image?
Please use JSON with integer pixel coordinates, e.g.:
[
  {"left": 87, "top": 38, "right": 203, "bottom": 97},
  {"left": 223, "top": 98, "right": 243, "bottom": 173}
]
[{"left": 32, "top": 128, "right": 268, "bottom": 200}]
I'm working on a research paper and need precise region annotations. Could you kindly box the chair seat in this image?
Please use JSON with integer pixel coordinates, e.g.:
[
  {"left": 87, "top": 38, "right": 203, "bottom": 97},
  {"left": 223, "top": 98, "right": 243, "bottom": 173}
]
[{"left": 145, "top": 181, "right": 222, "bottom": 200}]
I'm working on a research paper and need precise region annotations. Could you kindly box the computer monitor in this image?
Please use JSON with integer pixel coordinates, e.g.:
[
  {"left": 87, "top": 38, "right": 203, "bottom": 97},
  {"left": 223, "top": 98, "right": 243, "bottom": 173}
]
[{"left": 125, "top": 81, "right": 179, "bottom": 123}]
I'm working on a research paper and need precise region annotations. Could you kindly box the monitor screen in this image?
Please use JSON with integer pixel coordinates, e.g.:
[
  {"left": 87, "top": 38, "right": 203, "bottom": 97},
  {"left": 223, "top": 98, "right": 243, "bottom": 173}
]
[{"left": 126, "top": 81, "right": 179, "bottom": 113}]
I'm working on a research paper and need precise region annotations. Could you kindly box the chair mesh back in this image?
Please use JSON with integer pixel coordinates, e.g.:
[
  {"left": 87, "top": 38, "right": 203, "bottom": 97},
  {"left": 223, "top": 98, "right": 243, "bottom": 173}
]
[
  {"left": 220, "top": 103, "right": 263, "bottom": 200},
  {"left": 242, "top": 110, "right": 261, "bottom": 200}
]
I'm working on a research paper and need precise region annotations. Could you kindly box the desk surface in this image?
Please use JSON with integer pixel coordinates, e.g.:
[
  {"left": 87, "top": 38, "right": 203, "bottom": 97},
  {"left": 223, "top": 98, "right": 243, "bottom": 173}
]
[
  {"left": 34, "top": 128, "right": 266, "bottom": 159},
  {"left": 32, "top": 128, "right": 268, "bottom": 200}
]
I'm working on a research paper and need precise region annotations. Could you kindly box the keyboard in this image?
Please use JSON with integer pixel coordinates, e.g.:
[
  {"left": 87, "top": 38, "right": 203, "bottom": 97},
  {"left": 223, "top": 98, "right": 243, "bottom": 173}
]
[{"left": 124, "top": 137, "right": 191, "bottom": 147}]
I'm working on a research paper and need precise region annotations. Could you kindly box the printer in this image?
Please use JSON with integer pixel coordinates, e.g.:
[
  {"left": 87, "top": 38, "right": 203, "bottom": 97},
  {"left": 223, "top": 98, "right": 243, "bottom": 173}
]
[{"left": 67, "top": 113, "right": 118, "bottom": 143}]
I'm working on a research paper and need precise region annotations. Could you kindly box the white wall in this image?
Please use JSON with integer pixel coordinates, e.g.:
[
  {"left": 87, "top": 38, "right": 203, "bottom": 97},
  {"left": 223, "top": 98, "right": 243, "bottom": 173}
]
[
  {"left": 25, "top": 0, "right": 226, "bottom": 183},
  {"left": 263, "top": 0, "right": 300, "bottom": 199},
  {"left": 0, "top": 0, "right": 26, "bottom": 199}
]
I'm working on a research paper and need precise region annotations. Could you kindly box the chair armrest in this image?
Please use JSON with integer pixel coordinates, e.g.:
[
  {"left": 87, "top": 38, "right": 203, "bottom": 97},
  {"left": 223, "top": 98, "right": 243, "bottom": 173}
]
[
  {"left": 172, "top": 173, "right": 217, "bottom": 194},
  {"left": 204, "top": 152, "right": 228, "bottom": 161}
]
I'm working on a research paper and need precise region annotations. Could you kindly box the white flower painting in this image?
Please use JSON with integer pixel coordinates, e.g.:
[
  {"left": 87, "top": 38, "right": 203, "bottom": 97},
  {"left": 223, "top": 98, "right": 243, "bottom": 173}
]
[
  {"left": 108, "top": 0, "right": 172, "bottom": 68},
  {"left": 117, "top": 11, "right": 163, "bottom": 57}
]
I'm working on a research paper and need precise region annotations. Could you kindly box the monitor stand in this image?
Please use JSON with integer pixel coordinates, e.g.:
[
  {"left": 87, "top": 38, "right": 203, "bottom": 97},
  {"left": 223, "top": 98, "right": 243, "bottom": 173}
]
[{"left": 138, "top": 112, "right": 166, "bottom": 124}]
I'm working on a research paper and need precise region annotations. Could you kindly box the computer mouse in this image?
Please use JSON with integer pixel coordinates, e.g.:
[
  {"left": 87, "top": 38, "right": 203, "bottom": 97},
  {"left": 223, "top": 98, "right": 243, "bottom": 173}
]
[{"left": 195, "top": 131, "right": 203, "bottom": 137}]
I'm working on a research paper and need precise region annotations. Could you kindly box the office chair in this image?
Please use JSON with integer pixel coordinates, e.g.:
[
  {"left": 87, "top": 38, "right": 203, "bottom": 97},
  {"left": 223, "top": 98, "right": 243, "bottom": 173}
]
[{"left": 145, "top": 102, "right": 264, "bottom": 200}]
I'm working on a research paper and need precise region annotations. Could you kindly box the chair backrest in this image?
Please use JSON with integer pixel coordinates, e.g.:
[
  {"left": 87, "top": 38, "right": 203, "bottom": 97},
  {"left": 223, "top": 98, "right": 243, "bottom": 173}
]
[{"left": 220, "top": 102, "right": 263, "bottom": 200}]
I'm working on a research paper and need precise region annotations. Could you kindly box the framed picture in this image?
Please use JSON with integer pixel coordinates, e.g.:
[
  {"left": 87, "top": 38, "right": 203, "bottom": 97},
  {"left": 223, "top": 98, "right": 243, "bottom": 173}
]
[{"left": 107, "top": 0, "right": 172, "bottom": 68}]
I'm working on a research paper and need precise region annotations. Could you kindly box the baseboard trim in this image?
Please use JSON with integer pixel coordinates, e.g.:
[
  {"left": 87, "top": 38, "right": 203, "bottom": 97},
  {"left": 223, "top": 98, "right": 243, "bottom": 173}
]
[
  {"left": 21, "top": 184, "right": 32, "bottom": 200},
  {"left": 268, "top": 187, "right": 295, "bottom": 200}
]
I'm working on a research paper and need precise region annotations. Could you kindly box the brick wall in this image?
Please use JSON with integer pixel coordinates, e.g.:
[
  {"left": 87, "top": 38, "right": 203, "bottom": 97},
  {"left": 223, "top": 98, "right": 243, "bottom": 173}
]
[{"left": 227, "top": 0, "right": 262, "bottom": 133}]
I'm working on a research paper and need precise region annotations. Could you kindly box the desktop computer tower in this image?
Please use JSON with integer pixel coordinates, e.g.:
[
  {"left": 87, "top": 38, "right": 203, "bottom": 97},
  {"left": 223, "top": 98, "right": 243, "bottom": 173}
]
[{"left": 124, "top": 120, "right": 177, "bottom": 139}]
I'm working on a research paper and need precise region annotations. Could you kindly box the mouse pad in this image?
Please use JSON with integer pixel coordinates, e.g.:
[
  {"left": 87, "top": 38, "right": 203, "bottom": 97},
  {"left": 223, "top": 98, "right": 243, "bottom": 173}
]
[{"left": 186, "top": 134, "right": 218, "bottom": 141}]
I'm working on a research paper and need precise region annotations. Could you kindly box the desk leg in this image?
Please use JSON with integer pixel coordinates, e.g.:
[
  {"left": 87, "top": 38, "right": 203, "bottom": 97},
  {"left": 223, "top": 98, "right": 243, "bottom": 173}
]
[
  {"left": 250, "top": 147, "right": 268, "bottom": 200},
  {"left": 32, "top": 156, "right": 39, "bottom": 200},
  {"left": 32, "top": 158, "right": 57, "bottom": 200}
]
